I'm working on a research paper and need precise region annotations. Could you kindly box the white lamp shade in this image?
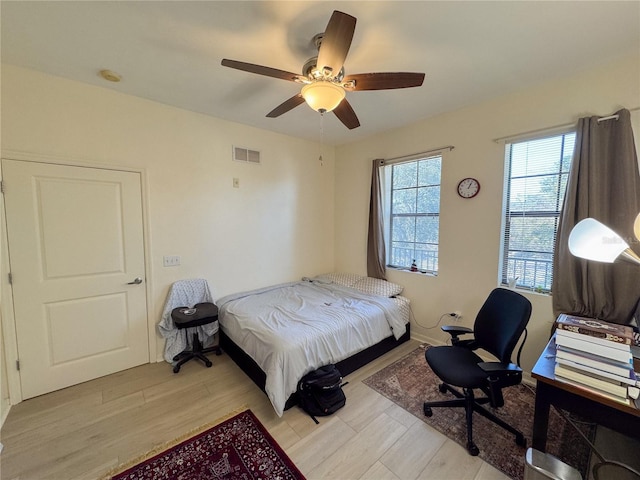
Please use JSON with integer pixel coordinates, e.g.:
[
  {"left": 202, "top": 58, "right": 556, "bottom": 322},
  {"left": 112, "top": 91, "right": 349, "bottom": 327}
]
[
  {"left": 301, "top": 81, "right": 345, "bottom": 113},
  {"left": 634, "top": 212, "right": 640, "bottom": 241},
  {"left": 568, "top": 218, "right": 629, "bottom": 263}
]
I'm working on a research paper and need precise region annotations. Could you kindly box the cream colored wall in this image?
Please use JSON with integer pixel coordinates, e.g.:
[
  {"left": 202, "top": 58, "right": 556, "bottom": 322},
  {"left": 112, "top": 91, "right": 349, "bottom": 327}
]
[
  {"left": 334, "top": 54, "right": 640, "bottom": 373},
  {"left": 1, "top": 65, "right": 335, "bottom": 379}
]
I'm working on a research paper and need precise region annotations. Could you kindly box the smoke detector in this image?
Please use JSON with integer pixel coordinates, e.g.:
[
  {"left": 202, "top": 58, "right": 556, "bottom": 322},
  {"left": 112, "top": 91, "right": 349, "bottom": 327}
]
[{"left": 99, "top": 69, "right": 121, "bottom": 82}]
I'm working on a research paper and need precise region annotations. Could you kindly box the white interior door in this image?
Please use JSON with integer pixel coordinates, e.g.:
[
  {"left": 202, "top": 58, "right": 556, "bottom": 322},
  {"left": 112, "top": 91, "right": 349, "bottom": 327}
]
[{"left": 3, "top": 159, "right": 149, "bottom": 399}]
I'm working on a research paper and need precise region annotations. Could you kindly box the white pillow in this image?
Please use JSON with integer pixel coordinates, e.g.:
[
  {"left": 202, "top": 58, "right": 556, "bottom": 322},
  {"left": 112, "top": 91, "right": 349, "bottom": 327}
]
[
  {"left": 314, "top": 272, "right": 364, "bottom": 288},
  {"left": 353, "top": 277, "right": 404, "bottom": 297}
]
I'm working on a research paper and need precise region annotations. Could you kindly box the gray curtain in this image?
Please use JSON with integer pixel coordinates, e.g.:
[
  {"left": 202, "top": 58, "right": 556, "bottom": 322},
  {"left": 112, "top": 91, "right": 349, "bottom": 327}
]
[
  {"left": 552, "top": 108, "right": 640, "bottom": 323},
  {"left": 367, "top": 159, "right": 386, "bottom": 279}
]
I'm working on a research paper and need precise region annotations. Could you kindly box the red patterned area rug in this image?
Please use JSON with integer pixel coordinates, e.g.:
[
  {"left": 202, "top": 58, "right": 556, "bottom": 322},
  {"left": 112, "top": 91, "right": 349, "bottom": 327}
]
[
  {"left": 363, "top": 344, "right": 593, "bottom": 480},
  {"left": 102, "top": 409, "right": 305, "bottom": 480}
]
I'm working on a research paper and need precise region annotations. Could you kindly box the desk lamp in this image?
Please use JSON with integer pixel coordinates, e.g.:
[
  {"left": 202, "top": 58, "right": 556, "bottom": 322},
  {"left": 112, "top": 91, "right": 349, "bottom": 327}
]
[
  {"left": 566, "top": 214, "right": 640, "bottom": 480},
  {"left": 568, "top": 217, "right": 640, "bottom": 266}
]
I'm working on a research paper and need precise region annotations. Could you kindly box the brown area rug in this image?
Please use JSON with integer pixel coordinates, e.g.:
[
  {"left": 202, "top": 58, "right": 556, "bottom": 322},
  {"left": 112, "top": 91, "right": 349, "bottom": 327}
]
[
  {"left": 363, "top": 344, "right": 593, "bottom": 480},
  {"left": 102, "top": 408, "right": 305, "bottom": 480}
]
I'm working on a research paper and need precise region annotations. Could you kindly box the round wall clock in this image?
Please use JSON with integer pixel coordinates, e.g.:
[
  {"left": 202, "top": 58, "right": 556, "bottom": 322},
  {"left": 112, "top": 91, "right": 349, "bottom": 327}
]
[{"left": 457, "top": 178, "right": 480, "bottom": 198}]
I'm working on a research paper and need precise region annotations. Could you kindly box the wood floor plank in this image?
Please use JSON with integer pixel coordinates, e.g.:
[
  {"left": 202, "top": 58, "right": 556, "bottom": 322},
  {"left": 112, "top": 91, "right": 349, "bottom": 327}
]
[
  {"left": 0, "top": 390, "right": 104, "bottom": 440},
  {"left": 307, "top": 413, "right": 407, "bottom": 480},
  {"left": 384, "top": 402, "right": 420, "bottom": 429},
  {"left": 475, "top": 462, "right": 512, "bottom": 480},
  {"left": 360, "top": 461, "right": 402, "bottom": 480},
  {"left": 337, "top": 382, "right": 394, "bottom": 432},
  {"left": 416, "top": 439, "right": 483, "bottom": 479},
  {"left": 1, "top": 391, "right": 145, "bottom": 456},
  {"left": 380, "top": 421, "right": 448, "bottom": 479},
  {"left": 101, "top": 361, "right": 185, "bottom": 403},
  {"left": 287, "top": 416, "right": 357, "bottom": 473}
]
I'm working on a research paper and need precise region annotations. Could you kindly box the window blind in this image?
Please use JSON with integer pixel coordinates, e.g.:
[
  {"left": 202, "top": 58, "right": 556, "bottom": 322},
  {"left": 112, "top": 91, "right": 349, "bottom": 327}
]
[{"left": 501, "top": 132, "right": 576, "bottom": 292}]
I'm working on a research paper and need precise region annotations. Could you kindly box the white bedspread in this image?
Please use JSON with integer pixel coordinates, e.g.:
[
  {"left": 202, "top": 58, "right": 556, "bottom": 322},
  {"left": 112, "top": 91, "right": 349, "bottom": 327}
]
[{"left": 217, "top": 280, "right": 407, "bottom": 416}]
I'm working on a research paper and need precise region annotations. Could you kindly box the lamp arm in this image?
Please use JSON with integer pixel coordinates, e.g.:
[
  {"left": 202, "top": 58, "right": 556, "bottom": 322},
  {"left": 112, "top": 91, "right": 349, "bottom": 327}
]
[{"left": 619, "top": 248, "right": 640, "bottom": 266}]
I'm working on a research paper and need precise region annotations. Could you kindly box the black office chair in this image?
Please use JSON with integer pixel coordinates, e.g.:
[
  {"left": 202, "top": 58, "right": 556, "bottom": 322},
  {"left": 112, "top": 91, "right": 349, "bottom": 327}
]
[{"left": 424, "top": 288, "right": 532, "bottom": 456}]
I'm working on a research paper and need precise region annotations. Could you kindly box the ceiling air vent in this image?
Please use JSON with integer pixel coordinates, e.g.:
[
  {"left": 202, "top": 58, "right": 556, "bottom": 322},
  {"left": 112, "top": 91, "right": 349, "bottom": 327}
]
[{"left": 233, "top": 146, "right": 261, "bottom": 165}]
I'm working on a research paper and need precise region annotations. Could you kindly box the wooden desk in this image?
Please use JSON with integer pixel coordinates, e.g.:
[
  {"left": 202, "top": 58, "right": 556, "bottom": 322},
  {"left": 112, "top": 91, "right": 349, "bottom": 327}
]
[{"left": 531, "top": 336, "right": 640, "bottom": 452}]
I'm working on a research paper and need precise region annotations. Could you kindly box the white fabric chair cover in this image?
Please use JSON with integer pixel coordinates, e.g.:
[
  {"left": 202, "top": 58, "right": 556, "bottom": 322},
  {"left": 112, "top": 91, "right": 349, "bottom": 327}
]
[{"left": 157, "top": 278, "right": 218, "bottom": 363}]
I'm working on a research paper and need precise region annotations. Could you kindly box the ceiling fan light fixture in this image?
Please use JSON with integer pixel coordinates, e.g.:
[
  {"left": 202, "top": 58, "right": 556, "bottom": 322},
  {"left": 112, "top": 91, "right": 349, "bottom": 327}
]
[
  {"left": 301, "top": 81, "right": 345, "bottom": 113},
  {"left": 221, "top": 11, "right": 424, "bottom": 128}
]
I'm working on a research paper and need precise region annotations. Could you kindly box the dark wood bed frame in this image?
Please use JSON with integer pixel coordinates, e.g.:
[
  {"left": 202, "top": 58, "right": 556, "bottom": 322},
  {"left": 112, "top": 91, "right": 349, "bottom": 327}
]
[{"left": 220, "top": 323, "right": 411, "bottom": 411}]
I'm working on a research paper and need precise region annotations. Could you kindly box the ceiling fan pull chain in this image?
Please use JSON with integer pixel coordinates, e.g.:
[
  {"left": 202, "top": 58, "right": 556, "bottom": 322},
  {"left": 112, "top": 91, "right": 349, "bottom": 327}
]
[{"left": 319, "top": 112, "right": 324, "bottom": 166}]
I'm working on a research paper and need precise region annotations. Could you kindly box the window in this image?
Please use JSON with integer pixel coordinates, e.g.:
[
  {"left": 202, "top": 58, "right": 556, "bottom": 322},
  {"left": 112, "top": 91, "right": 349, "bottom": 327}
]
[
  {"left": 384, "top": 155, "right": 442, "bottom": 274},
  {"left": 501, "top": 132, "right": 576, "bottom": 292}
]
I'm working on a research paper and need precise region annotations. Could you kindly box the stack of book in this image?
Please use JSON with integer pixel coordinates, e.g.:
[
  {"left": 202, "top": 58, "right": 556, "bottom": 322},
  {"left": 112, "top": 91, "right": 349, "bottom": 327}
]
[{"left": 554, "top": 314, "right": 638, "bottom": 405}]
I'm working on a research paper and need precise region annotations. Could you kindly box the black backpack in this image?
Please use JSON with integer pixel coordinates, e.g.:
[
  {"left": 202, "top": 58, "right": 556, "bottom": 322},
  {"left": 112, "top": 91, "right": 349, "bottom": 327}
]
[{"left": 297, "top": 365, "right": 347, "bottom": 424}]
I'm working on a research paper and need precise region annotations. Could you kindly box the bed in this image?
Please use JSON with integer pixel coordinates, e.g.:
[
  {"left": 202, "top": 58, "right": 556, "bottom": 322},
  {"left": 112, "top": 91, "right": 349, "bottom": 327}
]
[{"left": 217, "top": 273, "right": 411, "bottom": 416}]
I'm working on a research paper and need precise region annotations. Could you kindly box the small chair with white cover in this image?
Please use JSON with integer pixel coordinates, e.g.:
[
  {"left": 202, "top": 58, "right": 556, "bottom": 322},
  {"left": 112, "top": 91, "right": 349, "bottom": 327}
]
[{"left": 158, "top": 279, "right": 221, "bottom": 373}]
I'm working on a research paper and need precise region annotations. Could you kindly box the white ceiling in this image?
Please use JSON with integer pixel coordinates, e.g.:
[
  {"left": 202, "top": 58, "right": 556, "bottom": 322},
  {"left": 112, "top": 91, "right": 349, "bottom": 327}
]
[{"left": 2, "top": 1, "right": 639, "bottom": 146}]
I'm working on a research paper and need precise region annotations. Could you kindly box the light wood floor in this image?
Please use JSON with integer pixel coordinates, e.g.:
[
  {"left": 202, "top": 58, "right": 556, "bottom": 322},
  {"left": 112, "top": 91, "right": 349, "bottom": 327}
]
[{"left": 0, "top": 339, "right": 511, "bottom": 480}]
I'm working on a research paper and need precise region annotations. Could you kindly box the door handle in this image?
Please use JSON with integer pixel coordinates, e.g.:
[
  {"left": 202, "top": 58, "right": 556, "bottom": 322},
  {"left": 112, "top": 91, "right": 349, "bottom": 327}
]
[{"left": 127, "top": 277, "right": 143, "bottom": 285}]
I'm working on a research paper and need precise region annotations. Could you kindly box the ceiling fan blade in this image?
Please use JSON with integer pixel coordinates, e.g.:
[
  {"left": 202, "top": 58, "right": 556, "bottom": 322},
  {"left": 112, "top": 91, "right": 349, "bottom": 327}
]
[
  {"left": 266, "top": 94, "right": 305, "bottom": 118},
  {"left": 316, "top": 11, "right": 356, "bottom": 77},
  {"left": 221, "top": 59, "right": 302, "bottom": 82},
  {"left": 342, "top": 72, "right": 425, "bottom": 91},
  {"left": 333, "top": 98, "right": 360, "bottom": 129}
]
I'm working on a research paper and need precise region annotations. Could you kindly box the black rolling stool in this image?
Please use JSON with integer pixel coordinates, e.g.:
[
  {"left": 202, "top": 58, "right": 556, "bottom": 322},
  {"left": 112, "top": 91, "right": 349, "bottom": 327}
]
[{"left": 171, "top": 302, "right": 222, "bottom": 373}]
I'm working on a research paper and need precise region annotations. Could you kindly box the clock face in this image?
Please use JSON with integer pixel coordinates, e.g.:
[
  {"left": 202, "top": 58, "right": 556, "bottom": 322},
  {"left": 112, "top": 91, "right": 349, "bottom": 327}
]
[{"left": 457, "top": 178, "right": 480, "bottom": 198}]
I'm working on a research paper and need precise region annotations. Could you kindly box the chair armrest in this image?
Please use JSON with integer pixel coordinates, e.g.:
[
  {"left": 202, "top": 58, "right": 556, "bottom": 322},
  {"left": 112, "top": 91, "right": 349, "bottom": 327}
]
[
  {"left": 478, "top": 362, "right": 523, "bottom": 408},
  {"left": 441, "top": 325, "right": 474, "bottom": 337},
  {"left": 478, "top": 362, "right": 522, "bottom": 376},
  {"left": 441, "top": 325, "right": 476, "bottom": 347}
]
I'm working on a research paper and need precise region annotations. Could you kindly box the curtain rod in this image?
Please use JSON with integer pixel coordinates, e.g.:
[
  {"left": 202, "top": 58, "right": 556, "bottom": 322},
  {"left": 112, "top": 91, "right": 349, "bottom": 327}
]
[
  {"left": 596, "top": 107, "right": 640, "bottom": 123},
  {"left": 493, "top": 106, "right": 640, "bottom": 144},
  {"left": 383, "top": 145, "right": 455, "bottom": 165}
]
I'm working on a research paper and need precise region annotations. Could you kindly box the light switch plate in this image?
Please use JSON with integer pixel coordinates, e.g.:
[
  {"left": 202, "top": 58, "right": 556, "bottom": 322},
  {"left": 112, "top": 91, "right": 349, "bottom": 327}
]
[{"left": 163, "top": 255, "right": 181, "bottom": 267}]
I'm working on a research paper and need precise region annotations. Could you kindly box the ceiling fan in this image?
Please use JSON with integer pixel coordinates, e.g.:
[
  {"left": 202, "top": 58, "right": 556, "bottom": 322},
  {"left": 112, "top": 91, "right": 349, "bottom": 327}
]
[{"left": 221, "top": 10, "right": 425, "bottom": 130}]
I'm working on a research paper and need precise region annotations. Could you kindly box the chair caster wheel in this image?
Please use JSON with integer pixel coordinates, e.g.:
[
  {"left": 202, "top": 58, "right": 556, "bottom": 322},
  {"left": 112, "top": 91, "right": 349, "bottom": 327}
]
[
  {"left": 467, "top": 442, "right": 479, "bottom": 456},
  {"left": 423, "top": 404, "right": 433, "bottom": 417},
  {"left": 438, "top": 383, "right": 448, "bottom": 393},
  {"left": 173, "top": 365, "right": 180, "bottom": 373},
  {"left": 516, "top": 434, "right": 526, "bottom": 447},
  {"left": 205, "top": 360, "right": 213, "bottom": 368}
]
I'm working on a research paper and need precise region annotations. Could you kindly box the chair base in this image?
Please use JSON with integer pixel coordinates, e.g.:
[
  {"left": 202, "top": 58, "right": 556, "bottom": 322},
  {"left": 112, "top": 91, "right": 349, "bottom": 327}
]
[
  {"left": 423, "top": 382, "right": 526, "bottom": 456},
  {"left": 172, "top": 332, "right": 222, "bottom": 373}
]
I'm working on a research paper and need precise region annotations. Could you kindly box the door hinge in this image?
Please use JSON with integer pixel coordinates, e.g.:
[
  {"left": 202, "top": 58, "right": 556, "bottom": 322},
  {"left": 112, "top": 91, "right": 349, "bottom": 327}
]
[
  {"left": 0, "top": 180, "right": 4, "bottom": 194},
  {"left": 16, "top": 360, "right": 20, "bottom": 371},
  {"left": 8, "top": 272, "right": 12, "bottom": 285}
]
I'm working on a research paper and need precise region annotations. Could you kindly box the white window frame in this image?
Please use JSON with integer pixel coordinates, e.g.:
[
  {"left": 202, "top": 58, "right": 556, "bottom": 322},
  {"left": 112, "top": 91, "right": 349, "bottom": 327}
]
[
  {"left": 499, "top": 130, "right": 576, "bottom": 293},
  {"left": 383, "top": 154, "right": 442, "bottom": 275}
]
